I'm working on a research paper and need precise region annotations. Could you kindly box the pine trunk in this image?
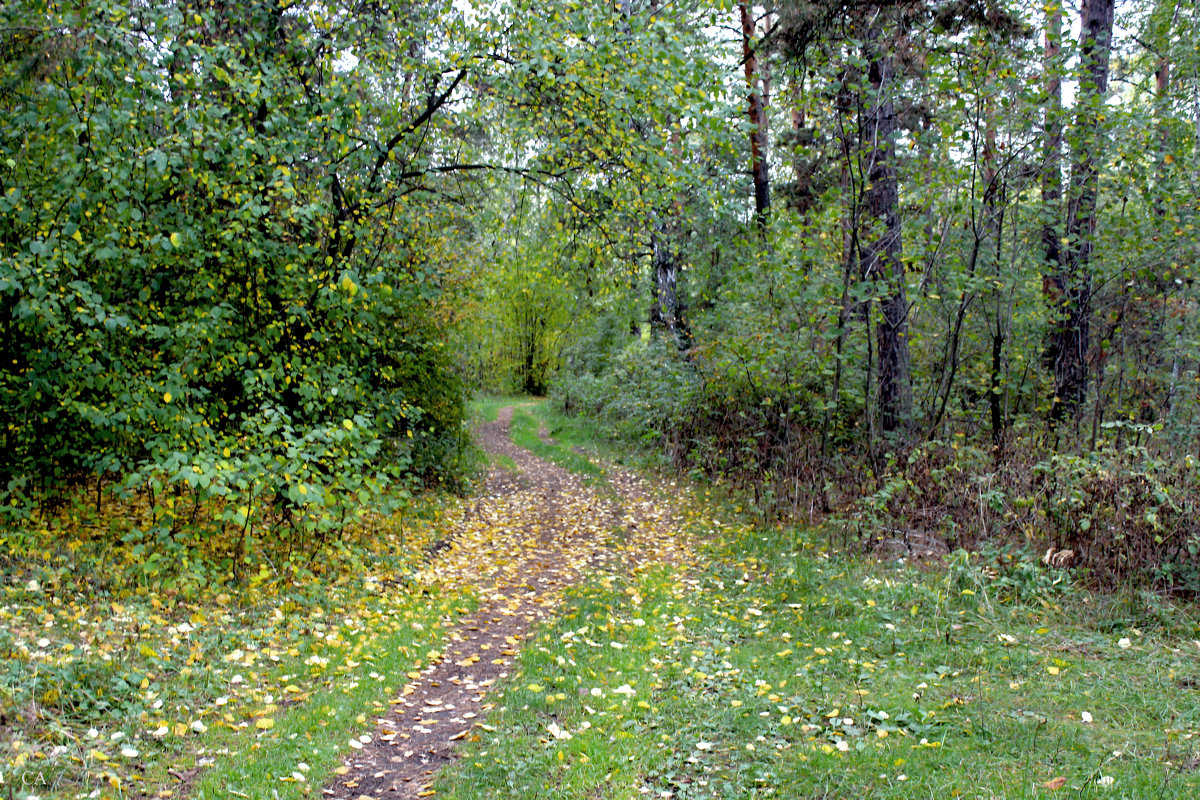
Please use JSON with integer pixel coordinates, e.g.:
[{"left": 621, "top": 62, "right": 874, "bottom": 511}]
[
  {"left": 1047, "top": 0, "right": 1115, "bottom": 423},
  {"left": 740, "top": 2, "right": 771, "bottom": 225},
  {"left": 860, "top": 16, "right": 912, "bottom": 434}
]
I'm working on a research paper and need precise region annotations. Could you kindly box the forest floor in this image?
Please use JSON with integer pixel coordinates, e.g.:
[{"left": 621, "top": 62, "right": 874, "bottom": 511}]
[
  {"left": 409, "top": 402, "right": 1200, "bottom": 800},
  {"left": 3, "top": 400, "right": 1200, "bottom": 799},
  {"left": 321, "top": 406, "right": 694, "bottom": 799}
]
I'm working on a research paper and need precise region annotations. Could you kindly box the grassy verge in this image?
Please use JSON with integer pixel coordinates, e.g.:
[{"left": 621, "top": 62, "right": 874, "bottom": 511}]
[
  {"left": 188, "top": 590, "right": 472, "bottom": 799},
  {"left": 467, "top": 394, "right": 529, "bottom": 425},
  {"left": 508, "top": 406, "right": 605, "bottom": 480},
  {"left": 522, "top": 400, "right": 611, "bottom": 462},
  {"left": 0, "top": 495, "right": 470, "bottom": 800},
  {"left": 469, "top": 394, "right": 610, "bottom": 480},
  {"left": 436, "top": 512, "right": 1200, "bottom": 799}
]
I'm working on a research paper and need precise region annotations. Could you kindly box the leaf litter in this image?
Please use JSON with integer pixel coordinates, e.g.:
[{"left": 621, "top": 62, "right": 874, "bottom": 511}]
[
  {"left": 1, "top": 487, "right": 456, "bottom": 797},
  {"left": 322, "top": 406, "right": 694, "bottom": 799}
]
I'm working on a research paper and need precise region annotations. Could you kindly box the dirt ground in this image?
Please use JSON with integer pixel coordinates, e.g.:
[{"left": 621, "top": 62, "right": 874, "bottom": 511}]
[{"left": 320, "top": 407, "right": 691, "bottom": 800}]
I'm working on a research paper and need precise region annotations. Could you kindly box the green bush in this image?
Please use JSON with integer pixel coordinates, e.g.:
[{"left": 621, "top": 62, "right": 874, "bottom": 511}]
[{"left": 0, "top": 0, "right": 472, "bottom": 542}]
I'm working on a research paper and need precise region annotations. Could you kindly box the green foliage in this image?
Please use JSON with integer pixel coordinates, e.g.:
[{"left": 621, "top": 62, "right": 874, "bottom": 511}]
[
  {"left": 0, "top": 0, "right": 475, "bottom": 537},
  {"left": 462, "top": 197, "right": 578, "bottom": 396},
  {"left": 1030, "top": 443, "right": 1200, "bottom": 590},
  {"left": 944, "top": 546, "right": 1071, "bottom": 609},
  {"left": 823, "top": 434, "right": 1200, "bottom": 593},
  {"left": 556, "top": 336, "right": 699, "bottom": 453},
  {"left": 527, "top": 0, "right": 1200, "bottom": 588}
]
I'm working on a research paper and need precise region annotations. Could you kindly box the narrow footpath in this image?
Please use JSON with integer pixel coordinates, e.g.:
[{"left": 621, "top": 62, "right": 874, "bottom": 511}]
[{"left": 322, "top": 407, "right": 692, "bottom": 799}]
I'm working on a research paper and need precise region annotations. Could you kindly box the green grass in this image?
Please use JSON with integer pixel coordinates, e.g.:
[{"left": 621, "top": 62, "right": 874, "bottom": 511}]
[
  {"left": 0, "top": 492, "right": 471, "bottom": 800},
  {"left": 508, "top": 406, "right": 606, "bottom": 479},
  {"left": 488, "top": 451, "right": 519, "bottom": 474},
  {"left": 524, "top": 399, "right": 610, "bottom": 460},
  {"left": 468, "top": 394, "right": 529, "bottom": 425},
  {"left": 471, "top": 395, "right": 609, "bottom": 480},
  {"left": 436, "top": 514, "right": 1200, "bottom": 799},
  {"left": 188, "top": 591, "right": 472, "bottom": 799}
]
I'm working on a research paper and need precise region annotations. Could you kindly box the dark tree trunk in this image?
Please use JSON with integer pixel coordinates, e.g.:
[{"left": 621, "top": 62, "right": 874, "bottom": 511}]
[
  {"left": 1046, "top": 0, "right": 1115, "bottom": 423},
  {"left": 859, "top": 15, "right": 912, "bottom": 434},
  {"left": 648, "top": 118, "right": 689, "bottom": 347},
  {"left": 649, "top": 223, "right": 688, "bottom": 347},
  {"left": 740, "top": 2, "right": 771, "bottom": 226},
  {"left": 1040, "top": 6, "right": 1063, "bottom": 273},
  {"left": 981, "top": 99, "right": 1006, "bottom": 452}
]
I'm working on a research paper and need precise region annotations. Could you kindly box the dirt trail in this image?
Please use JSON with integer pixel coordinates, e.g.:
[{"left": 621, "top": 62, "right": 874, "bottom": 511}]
[{"left": 322, "top": 407, "right": 691, "bottom": 800}]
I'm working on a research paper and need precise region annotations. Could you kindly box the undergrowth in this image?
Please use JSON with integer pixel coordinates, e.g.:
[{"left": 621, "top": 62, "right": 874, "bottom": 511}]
[{"left": 553, "top": 354, "right": 1200, "bottom": 593}]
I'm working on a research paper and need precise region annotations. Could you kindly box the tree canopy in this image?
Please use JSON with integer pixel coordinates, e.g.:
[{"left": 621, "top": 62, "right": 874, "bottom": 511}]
[{"left": 3, "top": 0, "right": 1200, "bottom": 586}]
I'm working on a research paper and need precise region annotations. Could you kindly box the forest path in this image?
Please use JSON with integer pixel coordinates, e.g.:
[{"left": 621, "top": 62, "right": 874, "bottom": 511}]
[{"left": 322, "top": 406, "right": 692, "bottom": 799}]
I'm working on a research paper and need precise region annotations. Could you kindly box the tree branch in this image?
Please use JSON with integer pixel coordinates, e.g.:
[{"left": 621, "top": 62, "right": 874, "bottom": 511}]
[{"left": 366, "top": 69, "right": 469, "bottom": 197}]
